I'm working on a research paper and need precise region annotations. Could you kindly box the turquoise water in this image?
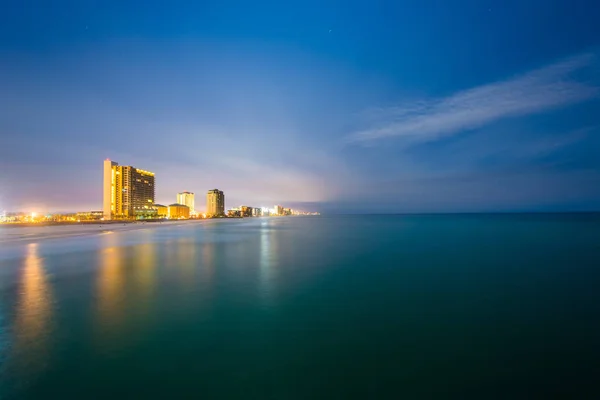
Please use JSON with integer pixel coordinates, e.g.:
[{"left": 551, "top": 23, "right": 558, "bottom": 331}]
[{"left": 1, "top": 215, "right": 599, "bottom": 398}]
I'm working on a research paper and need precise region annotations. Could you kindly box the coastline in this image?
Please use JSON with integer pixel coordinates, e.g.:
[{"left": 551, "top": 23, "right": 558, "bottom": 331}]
[
  {"left": 0, "top": 219, "right": 207, "bottom": 245},
  {"left": 0, "top": 219, "right": 164, "bottom": 228}
]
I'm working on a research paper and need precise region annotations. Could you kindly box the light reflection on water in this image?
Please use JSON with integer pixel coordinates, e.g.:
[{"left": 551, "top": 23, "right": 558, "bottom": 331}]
[
  {"left": 12, "top": 243, "right": 54, "bottom": 379},
  {"left": 176, "top": 238, "right": 196, "bottom": 284},
  {"left": 259, "top": 221, "right": 277, "bottom": 305},
  {"left": 198, "top": 240, "right": 216, "bottom": 309},
  {"left": 0, "top": 218, "right": 295, "bottom": 397},
  {"left": 1, "top": 216, "right": 600, "bottom": 398},
  {"left": 132, "top": 240, "right": 158, "bottom": 302},
  {"left": 95, "top": 237, "right": 126, "bottom": 349}
]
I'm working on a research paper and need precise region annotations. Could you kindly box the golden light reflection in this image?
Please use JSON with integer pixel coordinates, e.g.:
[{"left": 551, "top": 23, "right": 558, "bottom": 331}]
[
  {"left": 202, "top": 241, "right": 215, "bottom": 270},
  {"left": 176, "top": 238, "right": 197, "bottom": 289},
  {"left": 199, "top": 241, "right": 216, "bottom": 289},
  {"left": 259, "top": 221, "right": 277, "bottom": 303},
  {"left": 132, "top": 241, "right": 157, "bottom": 299},
  {"left": 96, "top": 238, "right": 126, "bottom": 342},
  {"left": 163, "top": 239, "right": 178, "bottom": 273},
  {"left": 13, "top": 243, "right": 54, "bottom": 374}
]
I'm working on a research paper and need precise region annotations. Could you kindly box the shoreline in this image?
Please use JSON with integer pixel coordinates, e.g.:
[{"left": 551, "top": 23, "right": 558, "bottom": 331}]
[
  {"left": 0, "top": 219, "right": 175, "bottom": 228},
  {"left": 0, "top": 219, "right": 209, "bottom": 245}
]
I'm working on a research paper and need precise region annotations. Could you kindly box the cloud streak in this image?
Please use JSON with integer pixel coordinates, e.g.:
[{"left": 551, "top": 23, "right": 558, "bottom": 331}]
[{"left": 349, "top": 53, "right": 599, "bottom": 143}]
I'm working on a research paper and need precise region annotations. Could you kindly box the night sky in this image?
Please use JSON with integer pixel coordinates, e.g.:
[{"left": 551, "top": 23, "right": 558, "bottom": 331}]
[{"left": 1, "top": 0, "right": 600, "bottom": 213}]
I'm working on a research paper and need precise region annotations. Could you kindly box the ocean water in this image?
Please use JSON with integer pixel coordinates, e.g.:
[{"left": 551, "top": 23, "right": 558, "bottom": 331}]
[{"left": 1, "top": 214, "right": 599, "bottom": 398}]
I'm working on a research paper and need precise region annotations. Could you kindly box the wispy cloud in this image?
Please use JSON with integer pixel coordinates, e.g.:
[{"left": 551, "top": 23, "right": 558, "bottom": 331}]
[{"left": 349, "top": 53, "right": 599, "bottom": 143}]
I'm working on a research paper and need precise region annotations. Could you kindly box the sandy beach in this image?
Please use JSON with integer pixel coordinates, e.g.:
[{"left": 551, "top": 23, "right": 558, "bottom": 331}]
[{"left": 0, "top": 219, "right": 206, "bottom": 245}]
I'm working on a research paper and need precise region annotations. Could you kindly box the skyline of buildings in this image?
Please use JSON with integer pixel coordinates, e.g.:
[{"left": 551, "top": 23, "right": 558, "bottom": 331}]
[{"left": 1, "top": 158, "right": 319, "bottom": 222}]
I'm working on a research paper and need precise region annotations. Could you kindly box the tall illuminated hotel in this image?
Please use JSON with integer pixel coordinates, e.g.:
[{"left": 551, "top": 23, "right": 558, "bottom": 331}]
[
  {"left": 206, "top": 189, "right": 225, "bottom": 216},
  {"left": 177, "top": 192, "right": 195, "bottom": 214},
  {"left": 103, "top": 159, "right": 156, "bottom": 220}
]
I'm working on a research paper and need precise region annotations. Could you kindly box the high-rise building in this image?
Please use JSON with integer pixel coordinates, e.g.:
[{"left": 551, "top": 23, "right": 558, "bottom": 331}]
[
  {"left": 177, "top": 192, "right": 195, "bottom": 214},
  {"left": 103, "top": 159, "right": 155, "bottom": 220},
  {"left": 206, "top": 189, "right": 225, "bottom": 216},
  {"left": 274, "top": 205, "right": 283, "bottom": 216}
]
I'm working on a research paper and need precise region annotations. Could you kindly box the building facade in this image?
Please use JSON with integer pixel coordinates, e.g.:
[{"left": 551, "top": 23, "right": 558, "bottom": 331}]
[
  {"left": 168, "top": 203, "right": 190, "bottom": 219},
  {"left": 274, "top": 205, "right": 283, "bottom": 216},
  {"left": 154, "top": 204, "right": 168, "bottom": 218},
  {"left": 103, "top": 159, "right": 155, "bottom": 220},
  {"left": 240, "top": 206, "right": 253, "bottom": 217},
  {"left": 176, "top": 192, "right": 195, "bottom": 214},
  {"left": 227, "top": 209, "right": 241, "bottom": 217},
  {"left": 206, "top": 189, "right": 225, "bottom": 216}
]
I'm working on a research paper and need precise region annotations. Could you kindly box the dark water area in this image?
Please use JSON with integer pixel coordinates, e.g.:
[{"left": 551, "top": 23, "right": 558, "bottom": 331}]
[{"left": 1, "top": 215, "right": 599, "bottom": 398}]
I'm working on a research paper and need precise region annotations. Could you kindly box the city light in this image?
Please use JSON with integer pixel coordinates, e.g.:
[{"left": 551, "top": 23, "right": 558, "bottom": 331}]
[{"left": 0, "top": 159, "right": 320, "bottom": 224}]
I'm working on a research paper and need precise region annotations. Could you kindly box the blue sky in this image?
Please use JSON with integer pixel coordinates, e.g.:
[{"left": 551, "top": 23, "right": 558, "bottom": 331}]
[{"left": 1, "top": 0, "right": 599, "bottom": 212}]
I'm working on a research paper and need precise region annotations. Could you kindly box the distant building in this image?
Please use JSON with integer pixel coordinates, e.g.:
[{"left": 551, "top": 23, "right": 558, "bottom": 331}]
[
  {"left": 76, "top": 211, "right": 104, "bottom": 221},
  {"left": 227, "top": 209, "right": 241, "bottom": 217},
  {"left": 177, "top": 192, "right": 195, "bottom": 214},
  {"left": 103, "top": 159, "right": 155, "bottom": 220},
  {"left": 283, "top": 208, "right": 292, "bottom": 216},
  {"left": 206, "top": 189, "right": 225, "bottom": 216},
  {"left": 168, "top": 203, "right": 190, "bottom": 219},
  {"left": 154, "top": 204, "right": 168, "bottom": 218},
  {"left": 252, "top": 207, "right": 262, "bottom": 217},
  {"left": 240, "top": 206, "right": 253, "bottom": 217},
  {"left": 274, "top": 205, "right": 283, "bottom": 216}
]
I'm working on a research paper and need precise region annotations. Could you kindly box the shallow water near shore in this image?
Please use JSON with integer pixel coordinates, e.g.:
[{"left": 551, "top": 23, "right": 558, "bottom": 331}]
[{"left": 1, "top": 214, "right": 599, "bottom": 398}]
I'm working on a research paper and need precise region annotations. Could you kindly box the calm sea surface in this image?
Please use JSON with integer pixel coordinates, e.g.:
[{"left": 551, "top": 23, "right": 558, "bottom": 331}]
[{"left": 1, "top": 215, "right": 599, "bottom": 398}]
